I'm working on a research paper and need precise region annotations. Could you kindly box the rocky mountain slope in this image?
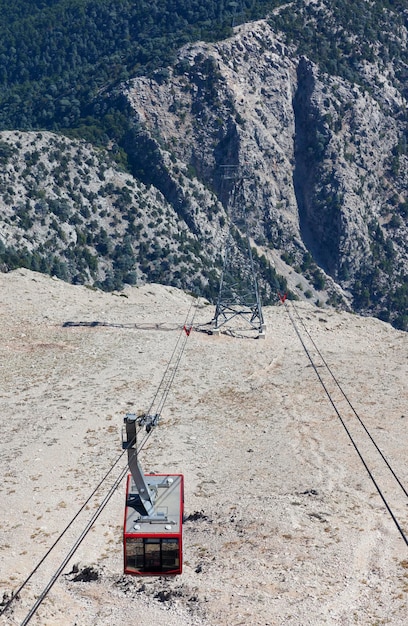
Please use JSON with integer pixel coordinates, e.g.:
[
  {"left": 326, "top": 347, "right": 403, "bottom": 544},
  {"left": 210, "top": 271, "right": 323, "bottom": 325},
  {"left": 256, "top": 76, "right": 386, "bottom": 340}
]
[
  {"left": 122, "top": 18, "right": 408, "bottom": 325},
  {"left": 0, "top": 129, "right": 227, "bottom": 293},
  {"left": 0, "top": 11, "right": 407, "bottom": 327}
]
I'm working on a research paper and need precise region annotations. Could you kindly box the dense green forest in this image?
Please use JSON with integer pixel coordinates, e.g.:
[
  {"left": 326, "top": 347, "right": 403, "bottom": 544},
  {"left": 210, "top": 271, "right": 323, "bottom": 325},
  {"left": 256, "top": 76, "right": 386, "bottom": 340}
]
[
  {"left": 0, "top": 0, "right": 285, "bottom": 139},
  {"left": 0, "top": 0, "right": 405, "bottom": 146},
  {"left": 268, "top": 0, "right": 407, "bottom": 94}
]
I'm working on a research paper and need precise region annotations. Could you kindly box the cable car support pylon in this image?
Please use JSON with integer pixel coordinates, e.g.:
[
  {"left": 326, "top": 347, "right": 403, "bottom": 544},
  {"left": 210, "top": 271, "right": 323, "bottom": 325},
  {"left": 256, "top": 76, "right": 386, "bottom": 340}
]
[{"left": 212, "top": 166, "right": 265, "bottom": 338}]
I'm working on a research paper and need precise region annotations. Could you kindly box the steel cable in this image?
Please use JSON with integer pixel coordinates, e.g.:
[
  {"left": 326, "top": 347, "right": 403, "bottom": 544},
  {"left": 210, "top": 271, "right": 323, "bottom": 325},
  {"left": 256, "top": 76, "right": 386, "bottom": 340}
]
[
  {"left": 283, "top": 300, "right": 408, "bottom": 547},
  {"left": 5, "top": 301, "right": 196, "bottom": 624},
  {"left": 290, "top": 301, "right": 408, "bottom": 499}
]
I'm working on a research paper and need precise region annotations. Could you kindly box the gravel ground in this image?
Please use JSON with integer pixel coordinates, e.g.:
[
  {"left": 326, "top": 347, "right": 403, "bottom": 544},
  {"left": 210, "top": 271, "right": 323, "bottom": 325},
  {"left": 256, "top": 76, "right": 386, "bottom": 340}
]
[{"left": 0, "top": 268, "right": 407, "bottom": 626}]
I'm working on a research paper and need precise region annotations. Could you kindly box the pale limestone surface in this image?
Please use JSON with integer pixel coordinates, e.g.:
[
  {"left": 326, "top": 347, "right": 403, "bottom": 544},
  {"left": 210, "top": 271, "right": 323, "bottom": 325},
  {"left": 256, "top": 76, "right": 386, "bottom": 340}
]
[{"left": 0, "top": 269, "right": 407, "bottom": 625}]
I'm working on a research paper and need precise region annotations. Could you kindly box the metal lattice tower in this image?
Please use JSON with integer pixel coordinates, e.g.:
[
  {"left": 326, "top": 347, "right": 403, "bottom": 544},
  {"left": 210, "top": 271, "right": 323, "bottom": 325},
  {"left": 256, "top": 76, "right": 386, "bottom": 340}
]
[{"left": 212, "top": 167, "right": 266, "bottom": 338}]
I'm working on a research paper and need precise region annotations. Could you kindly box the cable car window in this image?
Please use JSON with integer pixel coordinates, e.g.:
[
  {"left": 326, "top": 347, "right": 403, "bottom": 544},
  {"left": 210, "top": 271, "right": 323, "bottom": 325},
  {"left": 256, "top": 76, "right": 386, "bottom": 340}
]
[
  {"left": 144, "top": 539, "right": 161, "bottom": 570},
  {"left": 125, "top": 537, "right": 180, "bottom": 573},
  {"left": 161, "top": 539, "right": 179, "bottom": 569},
  {"left": 125, "top": 538, "right": 144, "bottom": 572}
]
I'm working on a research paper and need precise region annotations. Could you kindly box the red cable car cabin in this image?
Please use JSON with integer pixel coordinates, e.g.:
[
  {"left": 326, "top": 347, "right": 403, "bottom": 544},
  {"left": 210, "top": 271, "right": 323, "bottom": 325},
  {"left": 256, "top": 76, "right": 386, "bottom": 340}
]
[{"left": 123, "top": 473, "right": 184, "bottom": 576}]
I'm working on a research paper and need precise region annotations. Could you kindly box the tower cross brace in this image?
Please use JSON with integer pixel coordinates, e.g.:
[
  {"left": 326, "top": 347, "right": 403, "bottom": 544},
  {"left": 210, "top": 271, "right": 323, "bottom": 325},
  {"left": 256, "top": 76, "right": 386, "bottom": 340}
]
[{"left": 212, "top": 167, "right": 265, "bottom": 337}]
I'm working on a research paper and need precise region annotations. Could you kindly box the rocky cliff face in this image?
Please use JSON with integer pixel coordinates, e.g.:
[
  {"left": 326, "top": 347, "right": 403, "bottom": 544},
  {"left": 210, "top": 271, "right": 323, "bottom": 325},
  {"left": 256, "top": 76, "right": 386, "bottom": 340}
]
[
  {"left": 0, "top": 18, "right": 407, "bottom": 326},
  {"left": 122, "top": 18, "right": 407, "bottom": 325},
  {"left": 125, "top": 23, "right": 299, "bottom": 248}
]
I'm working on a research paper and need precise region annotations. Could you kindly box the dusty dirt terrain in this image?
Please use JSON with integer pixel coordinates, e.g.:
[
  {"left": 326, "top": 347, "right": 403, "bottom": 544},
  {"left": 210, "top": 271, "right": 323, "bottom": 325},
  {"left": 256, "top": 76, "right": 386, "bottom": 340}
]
[{"left": 0, "top": 268, "right": 407, "bottom": 626}]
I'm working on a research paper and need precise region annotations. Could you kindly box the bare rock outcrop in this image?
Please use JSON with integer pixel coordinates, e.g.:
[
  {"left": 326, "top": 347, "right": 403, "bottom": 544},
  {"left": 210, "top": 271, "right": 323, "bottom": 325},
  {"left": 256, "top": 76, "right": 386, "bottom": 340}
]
[
  {"left": 124, "top": 18, "right": 408, "bottom": 323},
  {"left": 0, "top": 18, "right": 407, "bottom": 325}
]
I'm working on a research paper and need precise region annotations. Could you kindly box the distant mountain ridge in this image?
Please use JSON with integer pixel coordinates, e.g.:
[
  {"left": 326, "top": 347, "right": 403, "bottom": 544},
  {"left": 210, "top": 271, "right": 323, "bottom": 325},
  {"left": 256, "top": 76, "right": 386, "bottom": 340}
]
[{"left": 0, "top": 1, "right": 407, "bottom": 328}]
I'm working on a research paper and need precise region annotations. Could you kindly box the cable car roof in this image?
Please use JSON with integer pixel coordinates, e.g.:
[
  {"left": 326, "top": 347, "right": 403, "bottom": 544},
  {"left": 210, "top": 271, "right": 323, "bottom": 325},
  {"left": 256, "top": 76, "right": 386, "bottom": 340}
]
[{"left": 124, "top": 473, "right": 183, "bottom": 536}]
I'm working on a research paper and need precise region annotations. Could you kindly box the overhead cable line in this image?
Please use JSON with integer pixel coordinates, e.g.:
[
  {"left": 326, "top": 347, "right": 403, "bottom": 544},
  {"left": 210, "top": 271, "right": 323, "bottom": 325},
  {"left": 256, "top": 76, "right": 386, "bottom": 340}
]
[
  {"left": 145, "top": 300, "right": 197, "bottom": 422},
  {"left": 0, "top": 449, "right": 127, "bottom": 619},
  {"left": 11, "top": 301, "right": 196, "bottom": 625},
  {"left": 20, "top": 463, "right": 129, "bottom": 626},
  {"left": 283, "top": 300, "right": 408, "bottom": 547},
  {"left": 290, "top": 301, "right": 408, "bottom": 500}
]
